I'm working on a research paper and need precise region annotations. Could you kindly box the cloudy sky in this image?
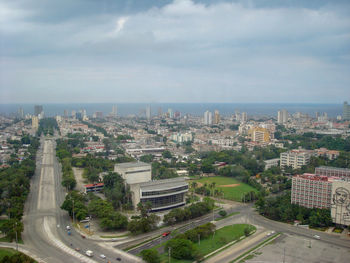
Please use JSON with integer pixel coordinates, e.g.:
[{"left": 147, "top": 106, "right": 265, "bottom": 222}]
[{"left": 1, "top": 0, "right": 349, "bottom": 104}]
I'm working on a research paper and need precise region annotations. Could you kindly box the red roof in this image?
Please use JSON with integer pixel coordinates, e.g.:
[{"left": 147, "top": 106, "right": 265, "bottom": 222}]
[{"left": 84, "top": 183, "right": 104, "bottom": 188}]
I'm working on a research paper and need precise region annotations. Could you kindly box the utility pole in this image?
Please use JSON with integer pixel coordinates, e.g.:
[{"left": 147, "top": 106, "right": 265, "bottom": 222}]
[{"left": 168, "top": 247, "right": 171, "bottom": 263}]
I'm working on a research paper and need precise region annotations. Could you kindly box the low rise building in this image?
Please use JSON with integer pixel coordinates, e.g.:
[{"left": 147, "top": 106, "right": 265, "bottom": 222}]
[
  {"left": 315, "top": 166, "right": 350, "bottom": 180},
  {"left": 280, "top": 149, "right": 312, "bottom": 169},
  {"left": 264, "top": 158, "right": 280, "bottom": 170}
]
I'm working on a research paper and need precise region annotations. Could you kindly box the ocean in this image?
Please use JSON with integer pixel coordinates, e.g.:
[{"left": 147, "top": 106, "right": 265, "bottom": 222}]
[{"left": 0, "top": 103, "right": 343, "bottom": 118}]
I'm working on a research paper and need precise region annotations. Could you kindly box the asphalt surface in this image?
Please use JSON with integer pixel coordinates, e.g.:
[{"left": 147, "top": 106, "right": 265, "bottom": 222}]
[{"left": 21, "top": 137, "right": 142, "bottom": 263}]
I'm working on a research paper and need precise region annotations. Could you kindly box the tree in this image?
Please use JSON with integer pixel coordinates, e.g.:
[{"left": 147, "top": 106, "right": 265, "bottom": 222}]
[
  {"left": 165, "top": 238, "right": 198, "bottom": 260},
  {"left": 140, "top": 249, "right": 161, "bottom": 263},
  {"left": 162, "top": 150, "right": 172, "bottom": 159}
]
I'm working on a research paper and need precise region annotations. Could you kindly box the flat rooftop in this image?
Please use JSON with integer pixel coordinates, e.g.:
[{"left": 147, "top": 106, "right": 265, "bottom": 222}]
[
  {"left": 114, "top": 161, "right": 150, "bottom": 169},
  {"left": 140, "top": 177, "right": 188, "bottom": 191}
]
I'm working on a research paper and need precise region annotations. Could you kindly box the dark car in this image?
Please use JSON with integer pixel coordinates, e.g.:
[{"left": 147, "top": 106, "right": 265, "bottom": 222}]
[
  {"left": 81, "top": 234, "right": 86, "bottom": 239},
  {"left": 116, "top": 257, "right": 121, "bottom": 261}
]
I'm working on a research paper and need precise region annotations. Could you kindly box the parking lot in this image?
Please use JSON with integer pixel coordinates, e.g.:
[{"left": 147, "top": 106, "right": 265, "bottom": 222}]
[{"left": 246, "top": 233, "right": 350, "bottom": 263}]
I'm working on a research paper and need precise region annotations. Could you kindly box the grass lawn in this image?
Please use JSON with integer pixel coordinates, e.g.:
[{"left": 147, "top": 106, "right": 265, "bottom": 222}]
[
  {"left": 191, "top": 176, "right": 258, "bottom": 201},
  {"left": 158, "top": 224, "right": 256, "bottom": 263},
  {"left": 0, "top": 248, "right": 17, "bottom": 259},
  {"left": 215, "top": 211, "right": 240, "bottom": 221}
]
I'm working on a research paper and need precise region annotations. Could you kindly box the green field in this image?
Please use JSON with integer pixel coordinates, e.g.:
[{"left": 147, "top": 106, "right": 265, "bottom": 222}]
[
  {"left": 158, "top": 224, "right": 256, "bottom": 263},
  {"left": 0, "top": 248, "right": 16, "bottom": 259},
  {"left": 191, "top": 176, "right": 258, "bottom": 201}
]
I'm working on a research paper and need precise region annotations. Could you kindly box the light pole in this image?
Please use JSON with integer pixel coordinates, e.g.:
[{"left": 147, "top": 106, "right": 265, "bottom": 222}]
[
  {"left": 15, "top": 222, "right": 18, "bottom": 251},
  {"left": 72, "top": 199, "right": 75, "bottom": 225},
  {"left": 168, "top": 247, "right": 171, "bottom": 263}
]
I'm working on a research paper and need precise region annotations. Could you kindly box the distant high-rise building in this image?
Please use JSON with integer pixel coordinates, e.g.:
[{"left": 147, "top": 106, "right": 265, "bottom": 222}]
[
  {"left": 277, "top": 109, "right": 288, "bottom": 124},
  {"left": 95, "top": 111, "right": 103, "bottom": 118},
  {"left": 34, "top": 105, "right": 43, "bottom": 116},
  {"left": 32, "top": 116, "right": 39, "bottom": 130},
  {"left": 17, "top": 107, "right": 24, "bottom": 119},
  {"left": 168, "top": 108, "right": 173, "bottom": 118},
  {"left": 343, "top": 101, "right": 350, "bottom": 120},
  {"left": 146, "top": 105, "right": 151, "bottom": 120},
  {"left": 214, "top": 110, "right": 220, "bottom": 124},
  {"left": 71, "top": 110, "right": 76, "bottom": 119},
  {"left": 158, "top": 107, "right": 162, "bottom": 117},
  {"left": 204, "top": 110, "right": 212, "bottom": 125},
  {"left": 64, "top": 109, "right": 68, "bottom": 118},
  {"left": 111, "top": 105, "right": 117, "bottom": 117},
  {"left": 174, "top": 111, "right": 181, "bottom": 119},
  {"left": 315, "top": 112, "right": 319, "bottom": 119},
  {"left": 241, "top": 112, "right": 247, "bottom": 122}
]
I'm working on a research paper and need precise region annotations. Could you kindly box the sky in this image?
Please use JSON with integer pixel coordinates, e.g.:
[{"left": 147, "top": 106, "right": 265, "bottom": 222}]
[{"left": 1, "top": 0, "right": 350, "bottom": 104}]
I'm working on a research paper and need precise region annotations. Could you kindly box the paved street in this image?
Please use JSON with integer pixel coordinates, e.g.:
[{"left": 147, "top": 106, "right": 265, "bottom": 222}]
[{"left": 21, "top": 138, "right": 142, "bottom": 263}]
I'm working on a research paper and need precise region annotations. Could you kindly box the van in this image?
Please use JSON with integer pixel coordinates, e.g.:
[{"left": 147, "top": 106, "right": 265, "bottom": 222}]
[{"left": 86, "top": 250, "right": 93, "bottom": 257}]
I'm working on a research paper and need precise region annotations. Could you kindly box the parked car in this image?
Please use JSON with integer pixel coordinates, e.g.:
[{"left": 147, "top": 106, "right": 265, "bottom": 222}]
[
  {"left": 100, "top": 254, "right": 106, "bottom": 259},
  {"left": 313, "top": 235, "right": 321, "bottom": 240},
  {"left": 81, "top": 234, "right": 86, "bottom": 239},
  {"left": 66, "top": 225, "right": 71, "bottom": 230}
]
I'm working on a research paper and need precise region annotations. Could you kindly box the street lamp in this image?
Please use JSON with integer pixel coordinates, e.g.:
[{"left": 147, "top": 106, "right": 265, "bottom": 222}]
[{"left": 15, "top": 222, "right": 18, "bottom": 251}]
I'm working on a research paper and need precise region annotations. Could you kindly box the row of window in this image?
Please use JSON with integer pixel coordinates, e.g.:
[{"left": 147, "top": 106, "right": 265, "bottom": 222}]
[
  {"left": 140, "top": 193, "right": 185, "bottom": 208},
  {"left": 141, "top": 185, "right": 188, "bottom": 197}
]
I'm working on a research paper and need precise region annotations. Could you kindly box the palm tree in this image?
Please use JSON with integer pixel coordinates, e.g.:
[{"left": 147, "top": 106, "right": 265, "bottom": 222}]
[{"left": 191, "top": 181, "right": 198, "bottom": 190}]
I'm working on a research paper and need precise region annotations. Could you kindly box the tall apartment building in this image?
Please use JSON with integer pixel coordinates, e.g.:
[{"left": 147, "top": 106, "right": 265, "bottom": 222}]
[
  {"left": 343, "top": 101, "right": 350, "bottom": 120},
  {"left": 146, "top": 105, "right": 151, "bottom": 120},
  {"left": 280, "top": 149, "right": 312, "bottom": 169},
  {"left": 34, "top": 105, "right": 43, "bottom": 116},
  {"left": 315, "top": 166, "right": 350, "bottom": 180},
  {"left": 204, "top": 110, "right": 212, "bottom": 125},
  {"left": 241, "top": 112, "right": 247, "bottom": 122},
  {"left": 214, "top": 110, "right": 220, "bottom": 124},
  {"left": 249, "top": 127, "right": 270, "bottom": 143},
  {"left": 277, "top": 109, "right": 288, "bottom": 124},
  {"left": 32, "top": 116, "right": 39, "bottom": 130},
  {"left": 291, "top": 173, "right": 333, "bottom": 209}
]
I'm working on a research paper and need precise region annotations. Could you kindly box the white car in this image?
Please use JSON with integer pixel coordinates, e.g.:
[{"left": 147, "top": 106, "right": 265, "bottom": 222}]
[
  {"left": 100, "top": 254, "right": 106, "bottom": 259},
  {"left": 66, "top": 225, "right": 71, "bottom": 230},
  {"left": 313, "top": 235, "right": 321, "bottom": 240}
]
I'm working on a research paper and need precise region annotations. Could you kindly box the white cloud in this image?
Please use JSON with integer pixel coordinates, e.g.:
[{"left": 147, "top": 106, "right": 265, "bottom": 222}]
[{"left": 0, "top": 0, "right": 349, "bottom": 103}]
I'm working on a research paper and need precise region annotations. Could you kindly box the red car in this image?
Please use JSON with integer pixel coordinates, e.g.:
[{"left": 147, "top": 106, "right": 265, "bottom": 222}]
[
  {"left": 81, "top": 235, "right": 86, "bottom": 239},
  {"left": 162, "top": 231, "right": 171, "bottom": 237}
]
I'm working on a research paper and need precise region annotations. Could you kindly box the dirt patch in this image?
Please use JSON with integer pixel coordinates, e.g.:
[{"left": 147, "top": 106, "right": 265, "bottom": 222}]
[{"left": 218, "top": 184, "right": 240, "bottom": 188}]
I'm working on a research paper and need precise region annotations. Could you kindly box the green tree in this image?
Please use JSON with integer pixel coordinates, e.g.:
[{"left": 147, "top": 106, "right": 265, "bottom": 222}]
[{"left": 140, "top": 249, "right": 161, "bottom": 263}]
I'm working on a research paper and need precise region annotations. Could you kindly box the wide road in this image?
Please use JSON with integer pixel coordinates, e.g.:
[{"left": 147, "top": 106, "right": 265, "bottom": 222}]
[{"left": 22, "top": 138, "right": 142, "bottom": 263}]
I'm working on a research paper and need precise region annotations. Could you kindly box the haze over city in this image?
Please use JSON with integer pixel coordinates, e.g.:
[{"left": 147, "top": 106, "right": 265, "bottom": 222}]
[{"left": 1, "top": 0, "right": 350, "bottom": 104}]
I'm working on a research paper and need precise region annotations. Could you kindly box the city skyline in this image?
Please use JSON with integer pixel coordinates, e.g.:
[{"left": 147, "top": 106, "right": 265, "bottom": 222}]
[{"left": 1, "top": 0, "right": 350, "bottom": 104}]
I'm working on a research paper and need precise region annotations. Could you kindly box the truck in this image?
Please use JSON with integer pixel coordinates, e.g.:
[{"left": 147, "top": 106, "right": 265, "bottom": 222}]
[{"left": 86, "top": 250, "right": 94, "bottom": 257}]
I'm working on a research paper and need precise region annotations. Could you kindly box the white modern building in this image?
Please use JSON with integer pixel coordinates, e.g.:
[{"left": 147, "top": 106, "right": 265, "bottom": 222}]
[
  {"left": 280, "top": 149, "right": 312, "bottom": 169},
  {"left": 204, "top": 110, "right": 212, "bottom": 125},
  {"left": 264, "top": 158, "right": 280, "bottom": 170},
  {"left": 114, "top": 162, "right": 188, "bottom": 211}
]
